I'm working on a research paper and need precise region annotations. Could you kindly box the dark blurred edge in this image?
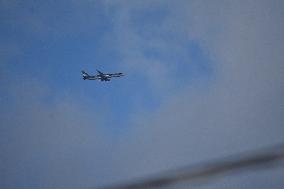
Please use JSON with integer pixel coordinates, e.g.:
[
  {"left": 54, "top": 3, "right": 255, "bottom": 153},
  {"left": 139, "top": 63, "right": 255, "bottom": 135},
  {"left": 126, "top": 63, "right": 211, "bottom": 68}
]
[{"left": 96, "top": 143, "right": 284, "bottom": 189}]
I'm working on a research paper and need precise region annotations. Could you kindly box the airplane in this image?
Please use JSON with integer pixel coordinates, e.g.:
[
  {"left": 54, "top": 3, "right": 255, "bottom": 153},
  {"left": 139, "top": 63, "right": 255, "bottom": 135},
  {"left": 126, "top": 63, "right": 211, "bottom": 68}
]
[{"left": 81, "top": 69, "right": 124, "bottom": 81}]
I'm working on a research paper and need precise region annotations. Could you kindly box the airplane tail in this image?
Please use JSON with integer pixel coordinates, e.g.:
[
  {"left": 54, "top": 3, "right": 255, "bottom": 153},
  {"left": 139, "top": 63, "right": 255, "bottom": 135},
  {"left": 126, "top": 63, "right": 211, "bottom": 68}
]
[{"left": 82, "top": 70, "right": 89, "bottom": 80}]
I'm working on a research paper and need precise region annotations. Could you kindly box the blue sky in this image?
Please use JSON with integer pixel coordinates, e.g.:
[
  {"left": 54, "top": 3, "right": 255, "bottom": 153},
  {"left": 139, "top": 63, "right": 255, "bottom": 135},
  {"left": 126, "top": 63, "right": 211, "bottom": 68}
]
[
  {"left": 1, "top": 1, "right": 284, "bottom": 189},
  {"left": 1, "top": 0, "right": 213, "bottom": 133}
]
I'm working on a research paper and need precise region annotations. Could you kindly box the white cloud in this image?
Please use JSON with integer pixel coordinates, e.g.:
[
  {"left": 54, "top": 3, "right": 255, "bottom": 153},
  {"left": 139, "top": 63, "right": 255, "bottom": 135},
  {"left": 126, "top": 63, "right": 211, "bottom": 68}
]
[{"left": 98, "top": 0, "right": 284, "bottom": 187}]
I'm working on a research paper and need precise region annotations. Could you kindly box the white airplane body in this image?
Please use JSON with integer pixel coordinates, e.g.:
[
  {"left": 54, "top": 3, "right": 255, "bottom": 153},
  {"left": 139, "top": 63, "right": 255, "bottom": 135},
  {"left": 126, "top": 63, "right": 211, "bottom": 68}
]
[{"left": 82, "top": 69, "right": 124, "bottom": 81}]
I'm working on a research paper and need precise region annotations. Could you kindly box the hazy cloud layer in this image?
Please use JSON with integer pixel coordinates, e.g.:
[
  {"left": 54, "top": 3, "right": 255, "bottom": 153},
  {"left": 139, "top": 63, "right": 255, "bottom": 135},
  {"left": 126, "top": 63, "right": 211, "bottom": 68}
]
[{"left": 99, "top": 0, "right": 284, "bottom": 187}]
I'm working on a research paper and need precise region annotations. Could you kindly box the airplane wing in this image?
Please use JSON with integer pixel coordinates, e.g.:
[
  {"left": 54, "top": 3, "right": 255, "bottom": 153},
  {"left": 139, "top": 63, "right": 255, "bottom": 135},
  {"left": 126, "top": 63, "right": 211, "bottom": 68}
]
[{"left": 96, "top": 69, "right": 104, "bottom": 75}]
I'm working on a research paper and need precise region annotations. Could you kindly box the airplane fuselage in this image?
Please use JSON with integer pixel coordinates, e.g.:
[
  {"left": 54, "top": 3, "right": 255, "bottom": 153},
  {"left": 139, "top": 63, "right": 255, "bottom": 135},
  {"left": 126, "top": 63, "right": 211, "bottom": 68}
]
[{"left": 82, "top": 70, "right": 123, "bottom": 81}]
